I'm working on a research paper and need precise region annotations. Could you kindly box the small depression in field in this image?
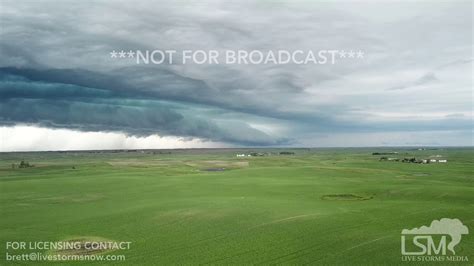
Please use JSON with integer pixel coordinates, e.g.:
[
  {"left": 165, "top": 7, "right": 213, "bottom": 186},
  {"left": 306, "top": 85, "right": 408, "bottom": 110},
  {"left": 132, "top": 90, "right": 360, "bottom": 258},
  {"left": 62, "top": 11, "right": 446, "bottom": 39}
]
[
  {"left": 50, "top": 237, "right": 118, "bottom": 256},
  {"left": 321, "top": 194, "right": 373, "bottom": 201},
  {"left": 201, "top": 167, "right": 227, "bottom": 172},
  {"left": 412, "top": 173, "right": 430, "bottom": 177}
]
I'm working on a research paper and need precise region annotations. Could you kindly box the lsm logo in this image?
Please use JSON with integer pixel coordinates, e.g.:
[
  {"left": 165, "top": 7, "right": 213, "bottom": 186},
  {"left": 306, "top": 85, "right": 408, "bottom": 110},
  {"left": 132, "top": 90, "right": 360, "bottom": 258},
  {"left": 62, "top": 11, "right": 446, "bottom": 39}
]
[{"left": 401, "top": 218, "right": 469, "bottom": 262}]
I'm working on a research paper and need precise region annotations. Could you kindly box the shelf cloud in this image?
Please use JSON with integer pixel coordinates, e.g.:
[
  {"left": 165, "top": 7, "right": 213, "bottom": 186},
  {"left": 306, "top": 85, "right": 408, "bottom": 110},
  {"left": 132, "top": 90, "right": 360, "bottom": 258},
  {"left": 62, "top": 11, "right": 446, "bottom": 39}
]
[{"left": 0, "top": 0, "right": 472, "bottom": 150}]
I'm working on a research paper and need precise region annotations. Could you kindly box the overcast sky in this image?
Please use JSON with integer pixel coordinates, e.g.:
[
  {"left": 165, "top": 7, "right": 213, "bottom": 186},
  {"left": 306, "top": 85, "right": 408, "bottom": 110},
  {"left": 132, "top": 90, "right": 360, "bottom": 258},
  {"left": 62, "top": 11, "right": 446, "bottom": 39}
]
[{"left": 0, "top": 0, "right": 472, "bottom": 151}]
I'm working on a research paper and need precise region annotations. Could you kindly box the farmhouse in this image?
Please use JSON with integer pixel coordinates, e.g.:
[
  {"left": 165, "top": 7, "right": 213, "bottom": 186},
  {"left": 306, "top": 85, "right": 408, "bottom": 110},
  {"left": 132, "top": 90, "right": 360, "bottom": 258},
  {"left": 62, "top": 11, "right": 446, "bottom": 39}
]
[{"left": 383, "top": 157, "right": 449, "bottom": 164}]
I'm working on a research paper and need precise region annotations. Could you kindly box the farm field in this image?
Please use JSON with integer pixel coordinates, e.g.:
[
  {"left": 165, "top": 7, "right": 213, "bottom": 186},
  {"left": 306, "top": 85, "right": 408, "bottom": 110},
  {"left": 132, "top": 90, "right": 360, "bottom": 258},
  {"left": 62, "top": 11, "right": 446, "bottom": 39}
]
[{"left": 0, "top": 148, "right": 473, "bottom": 265}]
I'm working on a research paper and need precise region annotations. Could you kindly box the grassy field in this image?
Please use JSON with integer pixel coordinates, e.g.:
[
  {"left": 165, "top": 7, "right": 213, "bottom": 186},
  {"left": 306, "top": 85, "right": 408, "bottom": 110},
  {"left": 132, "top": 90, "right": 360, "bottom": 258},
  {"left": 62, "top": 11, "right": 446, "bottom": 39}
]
[{"left": 0, "top": 148, "right": 473, "bottom": 265}]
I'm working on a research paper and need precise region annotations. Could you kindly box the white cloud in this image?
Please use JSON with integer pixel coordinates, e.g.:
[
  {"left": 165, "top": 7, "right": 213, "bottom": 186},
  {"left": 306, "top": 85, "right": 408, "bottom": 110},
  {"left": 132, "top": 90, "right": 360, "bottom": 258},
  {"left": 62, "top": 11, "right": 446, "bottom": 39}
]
[{"left": 0, "top": 125, "right": 227, "bottom": 151}]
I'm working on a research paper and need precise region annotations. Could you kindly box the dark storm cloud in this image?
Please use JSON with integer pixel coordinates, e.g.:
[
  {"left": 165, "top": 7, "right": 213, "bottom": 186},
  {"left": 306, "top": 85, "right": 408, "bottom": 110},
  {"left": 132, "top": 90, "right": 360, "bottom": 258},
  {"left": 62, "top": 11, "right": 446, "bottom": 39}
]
[
  {"left": 0, "top": 0, "right": 472, "bottom": 147},
  {"left": 1, "top": 66, "right": 470, "bottom": 141},
  {"left": 0, "top": 98, "right": 283, "bottom": 146},
  {"left": 0, "top": 68, "right": 288, "bottom": 145},
  {"left": 0, "top": 66, "right": 331, "bottom": 124}
]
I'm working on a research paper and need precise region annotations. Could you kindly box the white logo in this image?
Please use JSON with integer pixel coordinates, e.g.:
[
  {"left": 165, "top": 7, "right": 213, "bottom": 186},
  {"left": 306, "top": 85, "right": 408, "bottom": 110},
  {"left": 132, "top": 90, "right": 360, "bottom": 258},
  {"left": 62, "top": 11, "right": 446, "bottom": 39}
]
[{"left": 401, "top": 218, "right": 469, "bottom": 262}]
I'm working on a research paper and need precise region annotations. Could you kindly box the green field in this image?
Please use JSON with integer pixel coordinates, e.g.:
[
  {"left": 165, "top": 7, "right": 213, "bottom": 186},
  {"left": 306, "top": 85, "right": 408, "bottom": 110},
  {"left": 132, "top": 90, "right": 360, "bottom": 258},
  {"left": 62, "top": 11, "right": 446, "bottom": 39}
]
[{"left": 1, "top": 148, "right": 473, "bottom": 265}]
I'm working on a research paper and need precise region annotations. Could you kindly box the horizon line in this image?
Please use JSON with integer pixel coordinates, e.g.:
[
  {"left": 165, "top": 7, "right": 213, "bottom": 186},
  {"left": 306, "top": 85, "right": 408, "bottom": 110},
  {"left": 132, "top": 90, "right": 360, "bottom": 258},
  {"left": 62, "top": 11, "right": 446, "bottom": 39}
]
[{"left": 1, "top": 145, "right": 473, "bottom": 153}]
